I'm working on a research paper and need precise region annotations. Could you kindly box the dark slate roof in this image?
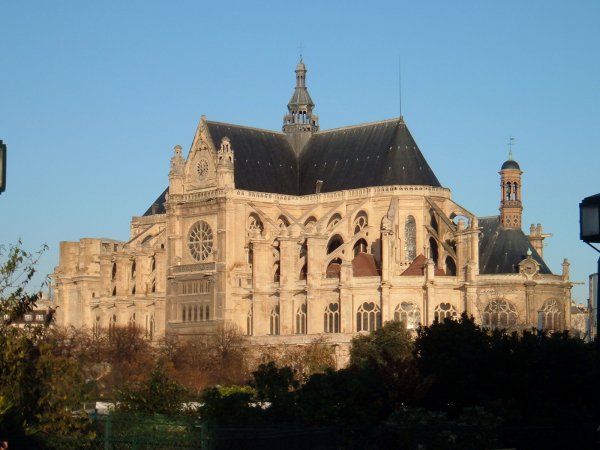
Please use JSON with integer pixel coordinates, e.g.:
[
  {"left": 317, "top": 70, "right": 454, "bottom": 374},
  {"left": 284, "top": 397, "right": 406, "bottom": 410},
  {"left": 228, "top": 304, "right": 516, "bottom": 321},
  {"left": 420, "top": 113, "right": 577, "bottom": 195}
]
[
  {"left": 478, "top": 216, "right": 552, "bottom": 275},
  {"left": 144, "top": 117, "right": 441, "bottom": 215},
  {"left": 143, "top": 187, "right": 168, "bottom": 216},
  {"left": 299, "top": 119, "right": 440, "bottom": 194},
  {"left": 206, "top": 122, "right": 298, "bottom": 195},
  {"left": 501, "top": 159, "right": 520, "bottom": 170}
]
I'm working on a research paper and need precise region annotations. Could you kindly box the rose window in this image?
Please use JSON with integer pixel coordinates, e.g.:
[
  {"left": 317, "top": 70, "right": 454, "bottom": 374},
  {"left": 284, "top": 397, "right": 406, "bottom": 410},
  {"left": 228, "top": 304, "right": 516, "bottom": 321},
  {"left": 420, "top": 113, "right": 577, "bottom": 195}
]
[
  {"left": 197, "top": 159, "right": 209, "bottom": 179},
  {"left": 188, "top": 221, "right": 213, "bottom": 261}
]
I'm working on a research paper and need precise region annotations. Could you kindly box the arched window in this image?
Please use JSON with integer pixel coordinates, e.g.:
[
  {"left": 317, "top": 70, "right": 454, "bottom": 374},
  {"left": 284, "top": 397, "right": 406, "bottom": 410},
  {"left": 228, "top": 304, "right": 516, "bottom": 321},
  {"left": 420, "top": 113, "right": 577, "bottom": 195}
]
[
  {"left": 248, "top": 213, "right": 264, "bottom": 236},
  {"left": 353, "top": 211, "right": 368, "bottom": 234},
  {"left": 150, "top": 256, "right": 156, "bottom": 273},
  {"left": 353, "top": 238, "right": 368, "bottom": 256},
  {"left": 296, "top": 303, "right": 307, "bottom": 334},
  {"left": 273, "top": 262, "right": 280, "bottom": 283},
  {"left": 247, "top": 309, "right": 253, "bottom": 336},
  {"left": 540, "top": 299, "right": 563, "bottom": 331},
  {"left": 394, "top": 302, "right": 421, "bottom": 330},
  {"left": 145, "top": 313, "right": 155, "bottom": 340},
  {"left": 131, "top": 261, "right": 136, "bottom": 278},
  {"left": 304, "top": 216, "right": 317, "bottom": 229},
  {"left": 327, "top": 235, "right": 343, "bottom": 254},
  {"left": 151, "top": 279, "right": 156, "bottom": 293},
  {"left": 111, "top": 263, "right": 117, "bottom": 281},
  {"left": 270, "top": 305, "right": 280, "bottom": 335},
  {"left": 324, "top": 302, "right": 340, "bottom": 333},
  {"left": 129, "top": 313, "right": 136, "bottom": 328},
  {"left": 299, "top": 263, "right": 307, "bottom": 281},
  {"left": 405, "top": 215, "right": 417, "bottom": 261},
  {"left": 109, "top": 314, "right": 117, "bottom": 337},
  {"left": 205, "top": 305, "right": 210, "bottom": 321},
  {"left": 357, "top": 302, "right": 381, "bottom": 332},
  {"left": 445, "top": 256, "right": 456, "bottom": 276},
  {"left": 429, "top": 238, "right": 439, "bottom": 264},
  {"left": 112, "top": 286, "right": 117, "bottom": 297},
  {"left": 327, "top": 213, "right": 342, "bottom": 231},
  {"left": 277, "top": 215, "right": 290, "bottom": 230},
  {"left": 483, "top": 299, "right": 518, "bottom": 329},
  {"left": 434, "top": 302, "right": 458, "bottom": 323},
  {"left": 505, "top": 182, "right": 511, "bottom": 201},
  {"left": 430, "top": 211, "right": 439, "bottom": 233},
  {"left": 512, "top": 183, "right": 518, "bottom": 201},
  {"left": 93, "top": 315, "right": 101, "bottom": 337}
]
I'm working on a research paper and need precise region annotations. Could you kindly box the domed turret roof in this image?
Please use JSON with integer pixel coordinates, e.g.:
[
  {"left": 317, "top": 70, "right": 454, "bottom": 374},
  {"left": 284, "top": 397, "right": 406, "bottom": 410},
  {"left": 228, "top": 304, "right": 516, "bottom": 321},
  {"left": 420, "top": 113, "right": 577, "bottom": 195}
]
[
  {"left": 501, "top": 150, "right": 520, "bottom": 170},
  {"left": 501, "top": 159, "right": 520, "bottom": 170}
]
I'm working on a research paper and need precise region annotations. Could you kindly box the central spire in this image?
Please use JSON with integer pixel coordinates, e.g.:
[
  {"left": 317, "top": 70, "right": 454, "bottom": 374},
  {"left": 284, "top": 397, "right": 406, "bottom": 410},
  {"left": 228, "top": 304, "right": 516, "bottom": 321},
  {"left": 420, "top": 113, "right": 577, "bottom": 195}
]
[{"left": 283, "top": 57, "right": 319, "bottom": 135}]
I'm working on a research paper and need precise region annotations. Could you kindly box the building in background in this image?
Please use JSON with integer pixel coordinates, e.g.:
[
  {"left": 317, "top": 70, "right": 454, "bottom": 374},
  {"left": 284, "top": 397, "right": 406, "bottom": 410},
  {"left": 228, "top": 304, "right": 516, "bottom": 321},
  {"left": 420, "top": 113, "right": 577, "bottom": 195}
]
[{"left": 52, "top": 60, "right": 573, "bottom": 361}]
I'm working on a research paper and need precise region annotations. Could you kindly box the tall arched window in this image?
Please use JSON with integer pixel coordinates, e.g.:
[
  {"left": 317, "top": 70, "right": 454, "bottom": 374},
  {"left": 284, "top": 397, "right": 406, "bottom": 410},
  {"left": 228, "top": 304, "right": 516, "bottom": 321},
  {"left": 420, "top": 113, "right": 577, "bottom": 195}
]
[
  {"left": 405, "top": 216, "right": 416, "bottom": 261},
  {"left": 247, "top": 308, "right": 253, "bottom": 336},
  {"left": 299, "top": 263, "right": 307, "bottom": 281},
  {"left": 434, "top": 302, "right": 458, "bottom": 323},
  {"left": 93, "top": 315, "right": 101, "bottom": 337},
  {"left": 324, "top": 302, "right": 340, "bottom": 333},
  {"left": 357, "top": 302, "right": 381, "bottom": 332},
  {"left": 327, "top": 213, "right": 342, "bottom": 231},
  {"left": 270, "top": 305, "right": 280, "bottom": 335},
  {"left": 483, "top": 299, "right": 518, "bottom": 329},
  {"left": 273, "top": 262, "right": 280, "bottom": 283},
  {"left": 247, "top": 213, "right": 264, "bottom": 236},
  {"left": 445, "top": 256, "right": 456, "bottom": 276},
  {"left": 429, "top": 238, "right": 439, "bottom": 264},
  {"left": 353, "top": 238, "right": 368, "bottom": 256},
  {"left": 353, "top": 211, "right": 368, "bottom": 234},
  {"left": 277, "top": 215, "right": 290, "bottom": 230},
  {"left": 540, "top": 299, "right": 563, "bottom": 331},
  {"left": 296, "top": 303, "right": 307, "bottom": 334},
  {"left": 109, "top": 314, "right": 117, "bottom": 337},
  {"left": 131, "top": 261, "right": 136, "bottom": 278},
  {"left": 394, "top": 302, "right": 421, "bottom": 330}
]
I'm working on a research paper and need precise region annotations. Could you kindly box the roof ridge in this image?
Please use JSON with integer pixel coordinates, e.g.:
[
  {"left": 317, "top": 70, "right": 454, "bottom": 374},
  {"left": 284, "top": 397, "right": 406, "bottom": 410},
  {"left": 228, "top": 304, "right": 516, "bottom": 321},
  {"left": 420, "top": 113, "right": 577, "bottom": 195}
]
[
  {"left": 315, "top": 117, "right": 404, "bottom": 134},
  {"left": 206, "top": 120, "right": 285, "bottom": 136}
]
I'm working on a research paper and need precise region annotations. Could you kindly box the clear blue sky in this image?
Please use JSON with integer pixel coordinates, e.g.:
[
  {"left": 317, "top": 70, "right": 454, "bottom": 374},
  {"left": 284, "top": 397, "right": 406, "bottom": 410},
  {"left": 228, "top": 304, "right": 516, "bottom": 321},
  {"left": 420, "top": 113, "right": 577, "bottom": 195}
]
[{"left": 1, "top": 1, "right": 599, "bottom": 304}]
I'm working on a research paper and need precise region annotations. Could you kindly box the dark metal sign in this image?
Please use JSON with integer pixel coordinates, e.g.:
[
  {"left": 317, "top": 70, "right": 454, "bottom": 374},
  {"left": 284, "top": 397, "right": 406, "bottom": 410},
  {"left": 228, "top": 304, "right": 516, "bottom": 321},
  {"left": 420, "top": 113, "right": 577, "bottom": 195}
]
[{"left": 0, "top": 140, "right": 6, "bottom": 194}]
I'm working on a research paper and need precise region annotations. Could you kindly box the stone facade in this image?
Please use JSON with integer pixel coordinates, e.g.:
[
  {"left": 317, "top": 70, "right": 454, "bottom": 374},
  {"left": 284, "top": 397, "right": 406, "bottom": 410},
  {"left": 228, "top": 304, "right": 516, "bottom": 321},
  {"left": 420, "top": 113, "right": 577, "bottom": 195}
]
[{"left": 52, "top": 61, "right": 572, "bottom": 363}]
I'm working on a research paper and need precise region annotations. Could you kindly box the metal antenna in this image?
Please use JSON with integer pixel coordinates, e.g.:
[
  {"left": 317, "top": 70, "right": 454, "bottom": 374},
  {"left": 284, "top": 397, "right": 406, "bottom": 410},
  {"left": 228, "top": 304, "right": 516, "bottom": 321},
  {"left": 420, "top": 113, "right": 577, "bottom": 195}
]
[{"left": 398, "top": 56, "right": 403, "bottom": 119}]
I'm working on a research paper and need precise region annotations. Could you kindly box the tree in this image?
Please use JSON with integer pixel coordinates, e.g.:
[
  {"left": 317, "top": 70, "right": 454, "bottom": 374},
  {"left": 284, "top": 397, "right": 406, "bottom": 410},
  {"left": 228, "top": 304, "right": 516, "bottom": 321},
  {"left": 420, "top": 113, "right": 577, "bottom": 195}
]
[
  {"left": 115, "top": 366, "right": 190, "bottom": 415},
  {"left": 0, "top": 241, "right": 91, "bottom": 436},
  {"left": 350, "top": 320, "right": 414, "bottom": 368}
]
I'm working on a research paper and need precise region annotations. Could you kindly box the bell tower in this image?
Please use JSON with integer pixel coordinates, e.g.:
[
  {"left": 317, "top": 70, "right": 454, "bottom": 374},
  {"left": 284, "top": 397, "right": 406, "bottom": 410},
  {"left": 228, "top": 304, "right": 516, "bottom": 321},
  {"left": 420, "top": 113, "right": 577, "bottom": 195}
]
[
  {"left": 499, "top": 151, "right": 523, "bottom": 228},
  {"left": 283, "top": 57, "right": 319, "bottom": 155}
]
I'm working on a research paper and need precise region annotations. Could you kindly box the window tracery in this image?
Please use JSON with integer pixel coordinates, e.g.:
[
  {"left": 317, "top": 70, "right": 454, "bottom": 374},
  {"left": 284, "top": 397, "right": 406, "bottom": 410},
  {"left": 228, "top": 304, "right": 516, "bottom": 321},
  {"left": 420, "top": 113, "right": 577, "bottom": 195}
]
[
  {"left": 483, "top": 299, "right": 518, "bottom": 329},
  {"left": 434, "top": 302, "right": 458, "bottom": 322},
  {"left": 405, "top": 215, "right": 416, "bottom": 261},
  {"left": 324, "top": 302, "right": 340, "bottom": 333},
  {"left": 248, "top": 213, "right": 264, "bottom": 236},
  {"left": 540, "top": 299, "right": 563, "bottom": 331},
  {"left": 353, "top": 212, "right": 368, "bottom": 234},
  {"left": 327, "top": 213, "right": 342, "bottom": 231},
  {"left": 394, "top": 302, "right": 421, "bottom": 330},
  {"left": 296, "top": 303, "right": 307, "bottom": 334},
  {"left": 188, "top": 221, "right": 214, "bottom": 262},
  {"left": 357, "top": 302, "right": 381, "bottom": 332},
  {"left": 270, "top": 305, "right": 280, "bottom": 335}
]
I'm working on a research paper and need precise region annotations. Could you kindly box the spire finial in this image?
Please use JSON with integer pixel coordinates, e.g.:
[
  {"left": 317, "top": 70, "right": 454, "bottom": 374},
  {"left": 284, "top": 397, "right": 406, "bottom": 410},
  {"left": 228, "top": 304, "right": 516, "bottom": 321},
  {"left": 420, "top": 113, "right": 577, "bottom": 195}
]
[
  {"left": 508, "top": 137, "right": 515, "bottom": 160},
  {"left": 297, "top": 43, "right": 304, "bottom": 61}
]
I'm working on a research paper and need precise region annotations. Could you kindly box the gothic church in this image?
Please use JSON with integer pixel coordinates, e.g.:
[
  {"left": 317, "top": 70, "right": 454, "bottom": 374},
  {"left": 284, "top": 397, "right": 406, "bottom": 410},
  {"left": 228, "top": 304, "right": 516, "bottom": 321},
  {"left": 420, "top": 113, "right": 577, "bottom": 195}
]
[{"left": 53, "top": 59, "right": 573, "bottom": 360}]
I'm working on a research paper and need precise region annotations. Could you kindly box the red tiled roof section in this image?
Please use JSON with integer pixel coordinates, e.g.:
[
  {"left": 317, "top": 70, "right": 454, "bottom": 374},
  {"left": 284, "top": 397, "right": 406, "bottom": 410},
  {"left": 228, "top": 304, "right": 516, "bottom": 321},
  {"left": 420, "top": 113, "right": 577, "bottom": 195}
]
[
  {"left": 352, "top": 253, "right": 380, "bottom": 277},
  {"left": 401, "top": 254, "right": 445, "bottom": 276}
]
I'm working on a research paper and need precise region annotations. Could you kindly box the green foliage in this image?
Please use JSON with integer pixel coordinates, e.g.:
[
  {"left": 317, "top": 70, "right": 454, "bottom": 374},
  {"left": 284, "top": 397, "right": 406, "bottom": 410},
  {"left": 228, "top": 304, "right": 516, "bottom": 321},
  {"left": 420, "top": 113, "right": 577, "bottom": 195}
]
[
  {"left": 200, "top": 385, "right": 259, "bottom": 426},
  {"left": 115, "top": 365, "right": 191, "bottom": 415},
  {"left": 350, "top": 320, "right": 413, "bottom": 368},
  {"left": 0, "top": 240, "right": 49, "bottom": 326},
  {"left": 0, "top": 241, "right": 92, "bottom": 436},
  {"left": 383, "top": 407, "right": 501, "bottom": 450}
]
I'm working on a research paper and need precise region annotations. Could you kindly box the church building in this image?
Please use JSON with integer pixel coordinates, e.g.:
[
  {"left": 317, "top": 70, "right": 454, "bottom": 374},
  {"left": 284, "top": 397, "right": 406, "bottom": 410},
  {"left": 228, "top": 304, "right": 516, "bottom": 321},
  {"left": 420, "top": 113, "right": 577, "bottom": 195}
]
[{"left": 53, "top": 59, "right": 573, "bottom": 358}]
